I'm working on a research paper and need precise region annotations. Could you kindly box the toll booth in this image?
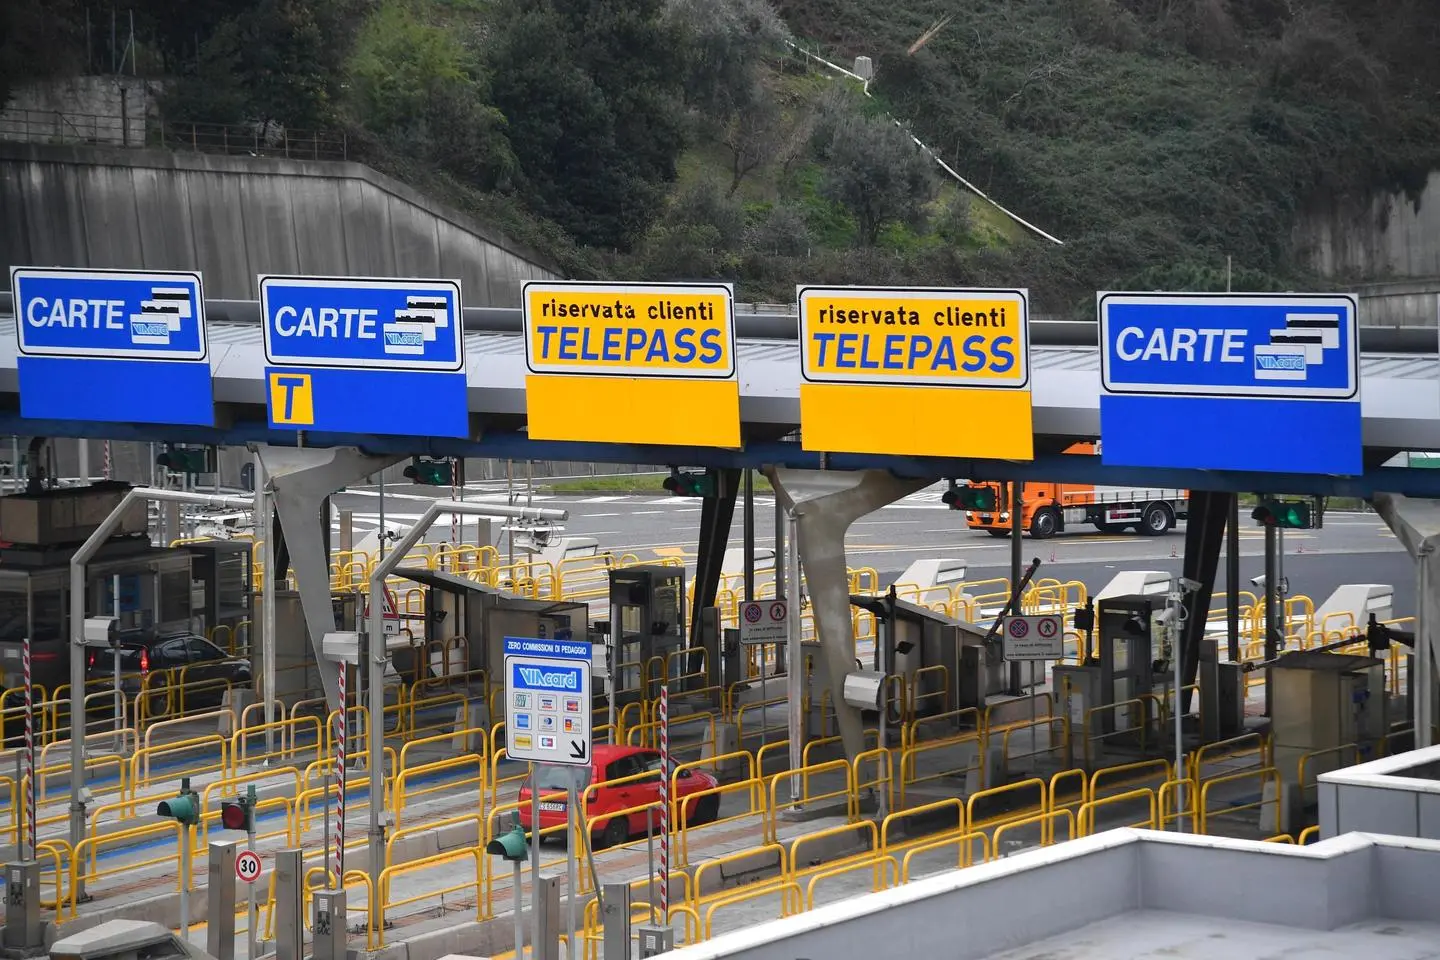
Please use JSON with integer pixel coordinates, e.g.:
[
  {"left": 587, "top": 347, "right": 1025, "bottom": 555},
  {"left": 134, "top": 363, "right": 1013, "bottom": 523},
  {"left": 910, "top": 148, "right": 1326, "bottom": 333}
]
[
  {"left": 392, "top": 566, "right": 589, "bottom": 700},
  {"left": 607, "top": 566, "right": 686, "bottom": 708},
  {"left": 183, "top": 540, "right": 255, "bottom": 646},
  {"left": 0, "top": 484, "right": 202, "bottom": 693},
  {"left": 1052, "top": 594, "right": 1165, "bottom": 762},
  {"left": 847, "top": 595, "right": 965, "bottom": 738}
]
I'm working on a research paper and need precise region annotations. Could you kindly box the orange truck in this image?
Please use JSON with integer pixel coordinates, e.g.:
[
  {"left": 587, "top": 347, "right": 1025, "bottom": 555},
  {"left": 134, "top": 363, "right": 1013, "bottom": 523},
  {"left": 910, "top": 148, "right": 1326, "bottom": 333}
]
[{"left": 962, "top": 443, "right": 1189, "bottom": 539}]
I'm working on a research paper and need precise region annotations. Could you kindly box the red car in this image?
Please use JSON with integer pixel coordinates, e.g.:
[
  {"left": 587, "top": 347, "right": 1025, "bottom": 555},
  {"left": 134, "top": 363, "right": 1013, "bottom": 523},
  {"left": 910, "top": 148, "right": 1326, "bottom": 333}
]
[{"left": 518, "top": 744, "right": 720, "bottom": 848}]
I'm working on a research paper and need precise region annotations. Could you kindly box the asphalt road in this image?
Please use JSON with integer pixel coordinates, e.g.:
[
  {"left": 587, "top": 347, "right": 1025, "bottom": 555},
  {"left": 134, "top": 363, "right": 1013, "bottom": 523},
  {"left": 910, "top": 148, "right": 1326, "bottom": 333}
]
[{"left": 331, "top": 482, "right": 1413, "bottom": 618}]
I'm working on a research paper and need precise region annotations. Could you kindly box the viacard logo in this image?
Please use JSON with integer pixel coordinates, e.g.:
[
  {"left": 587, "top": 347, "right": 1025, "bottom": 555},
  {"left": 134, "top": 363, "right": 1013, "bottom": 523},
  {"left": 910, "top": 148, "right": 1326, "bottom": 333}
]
[
  {"left": 1253, "top": 312, "right": 1340, "bottom": 382},
  {"left": 382, "top": 296, "right": 451, "bottom": 357},
  {"left": 128, "top": 287, "right": 193, "bottom": 347},
  {"left": 517, "top": 666, "right": 580, "bottom": 690}
]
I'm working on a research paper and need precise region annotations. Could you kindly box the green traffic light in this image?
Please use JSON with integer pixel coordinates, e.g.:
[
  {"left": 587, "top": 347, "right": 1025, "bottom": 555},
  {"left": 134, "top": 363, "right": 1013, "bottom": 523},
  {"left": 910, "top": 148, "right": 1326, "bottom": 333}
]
[
  {"left": 157, "top": 794, "right": 199, "bottom": 826},
  {"left": 486, "top": 823, "right": 529, "bottom": 862},
  {"left": 404, "top": 457, "right": 453, "bottom": 486},
  {"left": 1252, "top": 499, "right": 1310, "bottom": 530}
]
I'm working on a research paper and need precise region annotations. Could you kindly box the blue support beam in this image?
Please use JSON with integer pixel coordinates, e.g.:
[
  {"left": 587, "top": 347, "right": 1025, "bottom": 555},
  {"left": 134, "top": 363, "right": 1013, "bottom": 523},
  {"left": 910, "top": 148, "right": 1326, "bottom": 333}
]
[{"left": 0, "top": 413, "right": 1434, "bottom": 498}]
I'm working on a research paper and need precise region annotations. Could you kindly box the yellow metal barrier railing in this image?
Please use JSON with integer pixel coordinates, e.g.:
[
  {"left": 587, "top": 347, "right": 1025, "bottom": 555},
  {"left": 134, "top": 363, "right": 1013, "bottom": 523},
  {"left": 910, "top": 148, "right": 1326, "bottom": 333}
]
[
  {"left": 994, "top": 808, "right": 1074, "bottom": 850},
  {"left": 880, "top": 798, "right": 965, "bottom": 856},
  {"left": 966, "top": 777, "right": 1048, "bottom": 831},
  {"left": 1198, "top": 766, "right": 1280, "bottom": 836},
  {"left": 898, "top": 733, "right": 982, "bottom": 807},
  {"left": 1077, "top": 787, "right": 1158, "bottom": 836},
  {"left": 373, "top": 848, "right": 482, "bottom": 947},
  {"left": 394, "top": 755, "right": 485, "bottom": 826},
  {"left": 899, "top": 830, "right": 991, "bottom": 881},
  {"left": 765, "top": 760, "right": 854, "bottom": 841},
  {"left": 805, "top": 853, "right": 896, "bottom": 909}
]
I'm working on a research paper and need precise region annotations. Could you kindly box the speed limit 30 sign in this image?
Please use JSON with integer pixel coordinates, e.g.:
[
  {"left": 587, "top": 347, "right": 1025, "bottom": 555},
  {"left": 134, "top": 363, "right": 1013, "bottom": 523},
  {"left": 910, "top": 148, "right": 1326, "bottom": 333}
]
[
  {"left": 1001, "top": 614, "right": 1063, "bottom": 661},
  {"left": 235, "top": 850, "right": 262, "bottom": 884}
]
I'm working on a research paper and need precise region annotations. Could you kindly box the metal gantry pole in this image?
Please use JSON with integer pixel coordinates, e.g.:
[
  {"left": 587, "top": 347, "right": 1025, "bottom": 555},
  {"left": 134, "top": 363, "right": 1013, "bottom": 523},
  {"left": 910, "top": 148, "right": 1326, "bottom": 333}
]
[
  {"left": 1226, "top": 497, "right": 1241, "bottom": 663},
  {"left": 785, "top": 508, "right": 802, "bottom": 804},
  {"left": 257, "top": 452, "right": 277, "bottom": 760}
]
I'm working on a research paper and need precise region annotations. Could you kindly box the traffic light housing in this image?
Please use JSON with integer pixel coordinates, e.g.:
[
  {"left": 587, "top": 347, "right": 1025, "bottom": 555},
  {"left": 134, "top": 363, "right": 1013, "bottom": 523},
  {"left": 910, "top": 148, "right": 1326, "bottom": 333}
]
[
  {"left": 404, "top": 456, "right": 453, "bottom": 486},
  {"left": 156, "top": 445, "right": 213, "bottom": 476},
  {"left": 662, "top": 469, "right": 716, "bottom": 498},
  {"left": 219, "top": 795, "right": 255, "bottom": 832},
  {"left": 1252, "top": 499, "right": 1311, "bottom": 529},
  {"left": 157, "top": 778, "right": 200, "bottom": 826},
  {"left": 941, "top": 482, "right": 998, "bottom": 512},
  {"left": 486, "top": 823, "right": 529, "bottom": 862}
]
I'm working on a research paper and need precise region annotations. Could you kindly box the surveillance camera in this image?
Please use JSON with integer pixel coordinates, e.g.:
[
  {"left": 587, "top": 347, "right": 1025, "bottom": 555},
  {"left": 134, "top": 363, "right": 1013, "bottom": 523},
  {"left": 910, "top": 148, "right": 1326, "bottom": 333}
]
[
  {"left": 1176, "top": 577, "right": 1202, "bottom": 592},
  {"left": 1249, "top": 574, "right": 1266, "bottom": 588}
]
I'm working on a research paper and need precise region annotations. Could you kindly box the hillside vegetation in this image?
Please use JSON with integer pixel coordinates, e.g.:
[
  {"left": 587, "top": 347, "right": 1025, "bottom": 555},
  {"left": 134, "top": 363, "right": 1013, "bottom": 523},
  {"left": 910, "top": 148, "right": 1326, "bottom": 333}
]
[{"left": 4, "top": 0, "right": 1438, "bottom": 313}]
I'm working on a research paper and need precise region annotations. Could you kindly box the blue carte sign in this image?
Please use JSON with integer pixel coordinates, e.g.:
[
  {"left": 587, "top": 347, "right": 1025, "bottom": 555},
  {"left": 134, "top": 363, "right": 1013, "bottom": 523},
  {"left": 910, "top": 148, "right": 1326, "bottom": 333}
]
[
  {"left": 260, "top": 275, "right": 468, "bottom": 437},
  {"left": 1098, "top": 293, "right": 1361, "bottom": 475},
  {"left": 10, "top": 267, "right": 214, "bottom": 425}
]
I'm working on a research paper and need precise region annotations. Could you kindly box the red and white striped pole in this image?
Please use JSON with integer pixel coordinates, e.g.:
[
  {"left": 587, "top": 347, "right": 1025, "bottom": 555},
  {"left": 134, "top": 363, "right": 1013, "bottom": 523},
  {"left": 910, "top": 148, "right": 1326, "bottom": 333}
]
[
  {"left": 658, "top": 683, "right": 670, "bottom": 921},
  {"left": 23, "top": 634, "right": 35, "bottom": 859},
  {"left": 334, "top": 661, "right": 346, "bottom": 886},
  {"left": 102, "top": 441, "right": 112, "bottom": 480}
]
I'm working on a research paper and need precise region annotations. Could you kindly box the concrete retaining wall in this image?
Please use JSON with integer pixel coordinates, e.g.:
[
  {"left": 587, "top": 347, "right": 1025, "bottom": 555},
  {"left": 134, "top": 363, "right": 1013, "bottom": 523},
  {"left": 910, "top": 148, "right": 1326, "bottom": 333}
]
[
  {"left": 0, "top": 142, "right": 560, "bottom": 306},
  {"left": 1295, "top": 171, "right": 1440, "bottom": 283}
]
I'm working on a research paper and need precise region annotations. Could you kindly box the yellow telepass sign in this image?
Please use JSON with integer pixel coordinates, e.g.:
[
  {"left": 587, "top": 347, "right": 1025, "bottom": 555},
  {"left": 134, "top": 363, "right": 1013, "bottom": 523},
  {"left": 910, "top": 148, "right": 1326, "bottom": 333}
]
[
  {"left": 521, "top": 281, "right": 740, "bottom": 447},
  {"left": 797, "top": 286, "right": 1034, "bottom": 459}
]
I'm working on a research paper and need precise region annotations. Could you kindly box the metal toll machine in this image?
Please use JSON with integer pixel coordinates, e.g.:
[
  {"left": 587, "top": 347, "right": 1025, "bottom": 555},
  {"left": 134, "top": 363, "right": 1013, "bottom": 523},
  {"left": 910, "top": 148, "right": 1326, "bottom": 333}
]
[
  {"left": 605, "top": 566, "right": 689, "bottom": 716},
  {"left": 1054, "top": 593, "right": 1246, "bottom": 767}
]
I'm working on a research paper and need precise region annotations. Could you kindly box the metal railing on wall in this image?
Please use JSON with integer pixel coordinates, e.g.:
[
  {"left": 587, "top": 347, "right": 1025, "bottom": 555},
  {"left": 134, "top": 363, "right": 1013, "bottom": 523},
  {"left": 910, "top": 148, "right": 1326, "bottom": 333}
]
[{"left": 0, "top": 108, "right": 347, "bottom": 161}]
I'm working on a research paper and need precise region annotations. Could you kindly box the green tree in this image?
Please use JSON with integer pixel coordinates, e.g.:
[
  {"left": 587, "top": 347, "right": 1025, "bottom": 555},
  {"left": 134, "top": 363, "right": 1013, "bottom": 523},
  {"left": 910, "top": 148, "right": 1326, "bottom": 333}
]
[
  {"left": 0, "top": 0, "right": 84, "bottom": 108},
  {"left": 817, "top": 112, "right": 934, "bottom": 247},
  {"left": 347, "top": 1, "right": 515, "bottom": 188},
  {"left": 664, "top": 0, "right": 789, "bottom": 117},
  {"left": 163, "top": 0, "right": 364, "bottom": 128},
  {"left": 486, "top": 0, "right": 689, "bottom": 250}
]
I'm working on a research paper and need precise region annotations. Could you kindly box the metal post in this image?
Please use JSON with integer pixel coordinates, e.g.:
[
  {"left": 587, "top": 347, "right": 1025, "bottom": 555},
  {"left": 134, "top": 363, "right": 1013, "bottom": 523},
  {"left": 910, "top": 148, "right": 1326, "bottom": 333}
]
[
  {"left": 68, "top": 488, "right": 252, "bottom": 854},
  {"left": 1010, "top": 482, "right": 1024, "bottom": 695},
  {"left": 645, "top": 808, "right": 655, "bottom": 924},
  {"left": 22, "top": 635, "right": 34, "bottom": 860},
  {"left": 77, "top": 439, "right": 89, "bottom": 485},
  {"left": 743, "top": 469, "right": 755, "bottom": 604},
  {"left": 1226, "top": 497, "right": 1241, "bottom": 663},
  {"left": 334, "top": 659, "right": 346, "bottom": 887},
  {"left": 112, "top": 573, "right": 123, "bottom": 737},
  {"left": 206, "top": 839, "right": 238, "bottom": 960},
  {"left": 1029, "top": 660, "right": 1038, "bottom": 773},
  {"left": 513, "top": 854, "right": 525, "bottom": 960},
  {"left": 658, "top": 684, "right": 670, "bottom": 924},
  {"left": 246, "top": 788, "right": 258, "bottom": 960},
  {"left": 785, "top": 509, "right": 802, "bottom": 802},
  {"left": 567, "top": 769, "right": 579, "bottom": 957},
  {"left": 179, "top": 824, "right": 193, "bottom": 942},
  {"left": 258, "top": 452, "right": 277, "bottom": 760},
  {"left": 1418, "top": 544, "right": 1435, "bottom": 747},
  {"left": 366, "top": 620, "right": 385, "bottom": 923},
  {"left": 1264, "top": 523, "right": 1278, "bottom": 716},
  {"left": 601, "top": 883, "right": 632, "bottom": 960},
  {"left": 530, "top": 766, "right": 542, "bottom": 958},
  {"left": 774, "top": 493, "right": 786, "bottom": 673}
]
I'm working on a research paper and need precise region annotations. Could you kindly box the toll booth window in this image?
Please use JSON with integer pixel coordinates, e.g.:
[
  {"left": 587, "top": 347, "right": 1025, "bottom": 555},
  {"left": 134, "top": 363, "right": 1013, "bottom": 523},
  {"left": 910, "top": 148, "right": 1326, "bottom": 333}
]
[
  {"left": 0, "top": 591, "right": 27, "bottom": 642},
  {"left": 31, "top": 586, "right": 63, "bottom": 641},
  {"left": 158, "top": 570, "right": 190, "bottom": 624}
]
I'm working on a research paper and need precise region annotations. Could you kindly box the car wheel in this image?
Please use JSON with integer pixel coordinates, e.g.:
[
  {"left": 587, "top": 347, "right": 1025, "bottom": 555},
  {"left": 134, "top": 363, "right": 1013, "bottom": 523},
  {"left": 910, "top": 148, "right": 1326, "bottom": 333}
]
[
  {"left": 1029, "top": 508, "right": 1061, "bottom": 539},
  {"left": 598, "top": 818, "right": 629, "bottom": 850},
  {"left": 1137, "top": 503, "right": 1173, "bottom": 536},
  {"left": 692, "top": 795, "right": 720, "bottom": 825},
  {"left": 986, "top": 529, "right": 1012, "bottom": 538}
]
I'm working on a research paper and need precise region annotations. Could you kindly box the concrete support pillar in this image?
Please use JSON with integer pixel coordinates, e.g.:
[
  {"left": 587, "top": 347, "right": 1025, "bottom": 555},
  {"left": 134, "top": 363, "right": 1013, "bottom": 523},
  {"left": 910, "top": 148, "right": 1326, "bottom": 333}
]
[
  {"left": 764, "top": 468, "right": 932, "bottom": 763},
  {"left": 254, "top": 445, "right": 403, "bottom": 714},
  {"left": 1372, "top": 494, "right": 1440, "bottom": 746}
]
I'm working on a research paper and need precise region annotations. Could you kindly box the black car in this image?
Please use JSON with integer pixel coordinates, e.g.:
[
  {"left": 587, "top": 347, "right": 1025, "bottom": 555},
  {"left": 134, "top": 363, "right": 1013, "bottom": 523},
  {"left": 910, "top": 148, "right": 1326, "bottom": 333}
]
[{"left": 86, "top": 633, "right": 251, "bottom": 710}]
